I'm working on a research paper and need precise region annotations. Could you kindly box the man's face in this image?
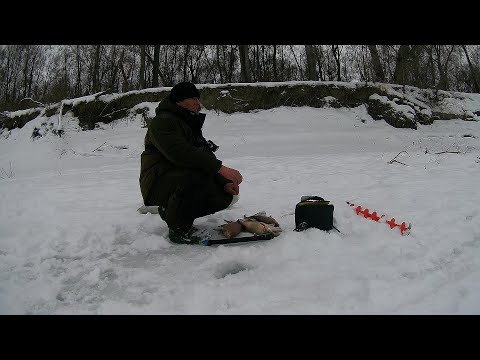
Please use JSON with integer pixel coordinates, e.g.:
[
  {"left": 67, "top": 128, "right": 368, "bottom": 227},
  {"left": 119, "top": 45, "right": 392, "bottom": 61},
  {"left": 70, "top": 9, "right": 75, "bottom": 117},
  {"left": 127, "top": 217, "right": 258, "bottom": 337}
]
[{"left": 177, "top": 97, "right": 202, "bottom": 114}]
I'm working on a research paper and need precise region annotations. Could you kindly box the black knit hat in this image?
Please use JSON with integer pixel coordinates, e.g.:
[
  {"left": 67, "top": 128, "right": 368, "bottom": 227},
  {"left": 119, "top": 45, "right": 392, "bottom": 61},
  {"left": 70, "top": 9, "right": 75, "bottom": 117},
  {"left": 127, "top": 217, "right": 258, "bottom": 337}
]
[{"left": 169, "top": 82, "right": 200, "bottom": 103}]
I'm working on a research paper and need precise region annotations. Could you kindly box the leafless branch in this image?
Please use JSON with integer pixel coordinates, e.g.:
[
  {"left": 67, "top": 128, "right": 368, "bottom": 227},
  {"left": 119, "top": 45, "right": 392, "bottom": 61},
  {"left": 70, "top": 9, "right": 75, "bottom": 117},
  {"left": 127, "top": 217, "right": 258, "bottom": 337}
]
[
  {"left": 387, "top": 151, "right": 408, "bottom": 166},
  {"left": 102, "top": 108, "right": 128, "bottom": 119},
  {"left": 0, "top": 161, "right": 14, "bottom": 179},
  {"left": 20, "top": 97, "right": 45, "bottom": 107},
  {"left": 434, "top": 151, "right": 461, "bottom": 154},
  {"left": 92, "top": 142, "right": 107, "bottom": 152}
]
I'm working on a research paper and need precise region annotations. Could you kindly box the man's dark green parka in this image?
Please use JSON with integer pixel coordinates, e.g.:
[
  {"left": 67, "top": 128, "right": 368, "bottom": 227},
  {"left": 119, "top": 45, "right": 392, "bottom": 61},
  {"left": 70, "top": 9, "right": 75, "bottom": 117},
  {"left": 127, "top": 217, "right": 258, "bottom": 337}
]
[{"left": 139, "top": 99, "right": 230, "bottom": 205}]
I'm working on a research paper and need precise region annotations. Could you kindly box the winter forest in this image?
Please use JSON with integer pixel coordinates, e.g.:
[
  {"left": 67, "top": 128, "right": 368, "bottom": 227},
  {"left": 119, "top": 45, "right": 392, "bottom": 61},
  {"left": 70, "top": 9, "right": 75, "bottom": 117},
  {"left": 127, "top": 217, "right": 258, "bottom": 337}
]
[{"left": 1, "top": 45, "right": 480, "bottom": 113}]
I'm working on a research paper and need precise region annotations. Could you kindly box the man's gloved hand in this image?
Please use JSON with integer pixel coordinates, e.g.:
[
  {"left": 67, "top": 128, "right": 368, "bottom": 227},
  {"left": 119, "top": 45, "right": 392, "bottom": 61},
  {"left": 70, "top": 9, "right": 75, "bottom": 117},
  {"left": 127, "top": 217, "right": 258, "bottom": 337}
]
[
  {"left": 224, "top": 182, "right": 239, "bottom": 195},
  {"left": 218, "top": 165, "right": 243, "bottom": 186}
]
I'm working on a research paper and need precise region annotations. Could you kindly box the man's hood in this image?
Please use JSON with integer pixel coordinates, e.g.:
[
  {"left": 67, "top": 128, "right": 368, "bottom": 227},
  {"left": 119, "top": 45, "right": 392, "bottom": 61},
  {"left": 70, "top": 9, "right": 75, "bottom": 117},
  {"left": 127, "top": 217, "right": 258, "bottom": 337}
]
[{"left": 155, "top": 98, "right": 206, "bottom": 130}]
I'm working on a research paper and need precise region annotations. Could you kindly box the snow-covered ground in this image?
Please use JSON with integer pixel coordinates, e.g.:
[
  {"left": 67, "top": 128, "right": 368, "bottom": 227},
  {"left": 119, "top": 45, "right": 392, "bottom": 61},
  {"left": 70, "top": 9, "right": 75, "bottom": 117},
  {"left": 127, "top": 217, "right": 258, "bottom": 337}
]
[{"left": 1, "top": 101, "right": 480, "bottom": 314}]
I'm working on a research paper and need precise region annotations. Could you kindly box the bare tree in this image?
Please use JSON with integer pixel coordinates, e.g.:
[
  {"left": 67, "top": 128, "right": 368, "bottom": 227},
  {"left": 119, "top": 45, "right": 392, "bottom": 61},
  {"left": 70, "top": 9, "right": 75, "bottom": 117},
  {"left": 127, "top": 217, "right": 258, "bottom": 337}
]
[
  {"left": 92, "top": 45, "right": 101, "bottom": 93},
  {"left": 214, "top": 45, "right": 236, "bottom": 83},
  {"left": 305, "top": 45, "right": 317, "bottom": 81},
  {"left": 0, "top": 46, "right": 18, "bottom": 109},
  {"left": 272, "top": 45, "right": 278, "bottom": 81},
  {"left": 246, "top": 45, "right": 278, "bottom": 82},
  {"left": 73, "top": 45, "right": 83, "bottom": 97},
  {"left": 144, "top": 45, "right": 168, "bottom": 87},
  {"left": 3, "top": 43, "right": 480, "bottom": 113},
  {"left": 251, "top": 45, "right": 260, "bottom": 82},
  {"left": 152, "top": 45, "right": 160, "bottom": 87},
  {"left": 181, "top": 45, "right": 190, "bottom": 82},
  {"left": 368, "top": 45, "right": 385, "bottom": 82},
  {"left": 21, "top": 45, "right": 40, "bottom": 99},
  {"left": 139, "top": 45, "right": 146, "bottom": 89},
  {"left": 158, "top": 45, "right": 179, "bottom": 86},
  {"left": 410, "top": 45, "right": 424, "bottom": 87},
  {"left": 433, "top": 45, "right": 457, "bottom": 90},
  {"left": 393, "top": 45, "right": 414, "bottom": 87},
  {"left": 315, "top": 45, "right": 325, "bottom": 81},
  {"left": 380, "top": 45, "right": 398, "bottom": 82},
  {"left": 289, "top": 45, "right": 304, "bottom": 79},
  {"left": 215, "top": 45, "right": 225, "bottom": 84},
  {"left": 426, "top": 45, "right": 436, "bottom": 88},
  {"left": 107, "top": 46, "right": 120, "bottom": 92},
  {"left": 331, "top": 45, "right": 342, "bottom": 81},
  {"left": 184, "top": 45, "right": 207, "bottom": 83},
  {"left": 118, "top": 48, "right": 129, "bottom": 92},
  {"left": 239, "top": 45, "right": 252, "bottom": 82},
  {"left": 461, "top": 45, "right": 480, "bottom": 93}
]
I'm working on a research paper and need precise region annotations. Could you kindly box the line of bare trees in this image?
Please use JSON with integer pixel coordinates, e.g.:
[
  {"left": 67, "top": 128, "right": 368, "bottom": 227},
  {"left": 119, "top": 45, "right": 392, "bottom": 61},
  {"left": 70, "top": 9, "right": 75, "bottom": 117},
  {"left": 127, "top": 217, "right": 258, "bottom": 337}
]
[{"left": 1, "top": 45, "right": 479, "bottom": 112}]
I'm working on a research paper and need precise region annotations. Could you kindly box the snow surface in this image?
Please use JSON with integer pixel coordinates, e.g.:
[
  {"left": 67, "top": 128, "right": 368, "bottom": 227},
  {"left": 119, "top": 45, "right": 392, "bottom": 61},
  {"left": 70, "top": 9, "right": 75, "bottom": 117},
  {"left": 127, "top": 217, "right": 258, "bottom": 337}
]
[{"left": 1, "top": 95, "right": 480, "bottom": 314}]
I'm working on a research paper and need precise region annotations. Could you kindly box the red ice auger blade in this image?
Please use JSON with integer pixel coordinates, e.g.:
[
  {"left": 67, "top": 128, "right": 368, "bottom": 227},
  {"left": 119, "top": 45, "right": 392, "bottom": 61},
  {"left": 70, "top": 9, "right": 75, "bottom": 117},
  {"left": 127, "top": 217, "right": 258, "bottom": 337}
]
[{"left": 347, "top": 202, "right": 411, "bottom": 236}]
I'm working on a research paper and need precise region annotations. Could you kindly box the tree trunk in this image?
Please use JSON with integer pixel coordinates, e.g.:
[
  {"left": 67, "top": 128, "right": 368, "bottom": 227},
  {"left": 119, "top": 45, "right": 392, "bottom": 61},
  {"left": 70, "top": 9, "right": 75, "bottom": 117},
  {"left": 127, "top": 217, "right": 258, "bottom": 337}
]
[
  {"left": 331, "top": 45, "right": 342, "bottom": 81},
  {"left": 305, "top": 45, "right": 317, "bottom": 81},
  {"left": 315, "top": 46, "right": 324, "bottom": 81},
  {"left": 462, "top": 45, "right": 480, "bottom": 93},
  {"left": 75, "top": 45, "right": 82, "bottom": 97},
  {"left": 289, "top": 45, "right": 303, "bottom": 80},
  {"left": 228, "top": 46, "right": 236, "bottom": 83},
  {"left": 367, "top": 45, "right": 385, "bottom": 82},
  {"left": 253, "top": 45, "right": 259, "bottom": 81},
  {"left": 22, "top": 46, "right": 30, "bottom": 98},
  {"left": 92, "top": 45, "right": 101, "bottom": 93},
  {"left": 118, "top": 49, "right": 129, "bottom": 92},
  {"left": 272, "top": 45, "right": 277, "bottom": 81},
  {"left": 433, "top": 45, "right": 455, "bottom": 90},
  {"left": 152, "top": 45, "right": 160, "bottom": 87},
  {"left": 139, "top": 45, "right": 146, "bottom": 89},
  {"left": 410, "top": 45, "right": 424, "bottom": 87},
  {"left": 393, "top": 45, "right": 410, "bottom": 85},
  {"left": 182, "top": 45, "right": 190, "bottom": 82},
  {"left": 27, "top": 47, "right": 40, "bottom": 98},
  {"left": 63, "top": 49, "right": 69, "bottom": 95},
  {"left": 425, "top": 45, "right": 436, "bottom": 88},
  {"left": 28, "top": 54, "right": 36, "bottom": 98},
  {"left": 108, "top": 46, "right": 119, "bottom": 92},
  {"left": 4, "top": 49, "right": 13, "bottom": 107},
  {"left": 215, "top": 45, "right": 224, "bottom": 84},
  {"left": 239, "top": 45, "right": 252, "bottom": 82}
]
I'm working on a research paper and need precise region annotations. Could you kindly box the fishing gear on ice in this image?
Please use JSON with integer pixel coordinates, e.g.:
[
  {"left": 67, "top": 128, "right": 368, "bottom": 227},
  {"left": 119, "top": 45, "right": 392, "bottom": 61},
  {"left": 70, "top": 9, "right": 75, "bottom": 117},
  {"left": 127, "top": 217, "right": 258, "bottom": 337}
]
[{"left": 346, "top": 201, "right": 411, "bottom": 235}]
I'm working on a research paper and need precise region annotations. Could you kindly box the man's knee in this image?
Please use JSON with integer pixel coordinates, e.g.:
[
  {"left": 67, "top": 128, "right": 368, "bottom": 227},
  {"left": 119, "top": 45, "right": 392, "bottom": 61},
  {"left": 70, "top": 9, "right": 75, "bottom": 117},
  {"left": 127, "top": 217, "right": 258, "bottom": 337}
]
[{"left": 163, "top": 172, "right": 211, "bottom": 225}]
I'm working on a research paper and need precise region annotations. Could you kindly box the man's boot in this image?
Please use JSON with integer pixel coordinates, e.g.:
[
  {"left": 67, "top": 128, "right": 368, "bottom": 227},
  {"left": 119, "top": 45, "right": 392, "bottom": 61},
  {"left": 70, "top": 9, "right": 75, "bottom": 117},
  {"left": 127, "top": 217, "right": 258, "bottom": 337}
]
[{"left": 168, "top": 225, "right": 212, "bottom": 245}]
